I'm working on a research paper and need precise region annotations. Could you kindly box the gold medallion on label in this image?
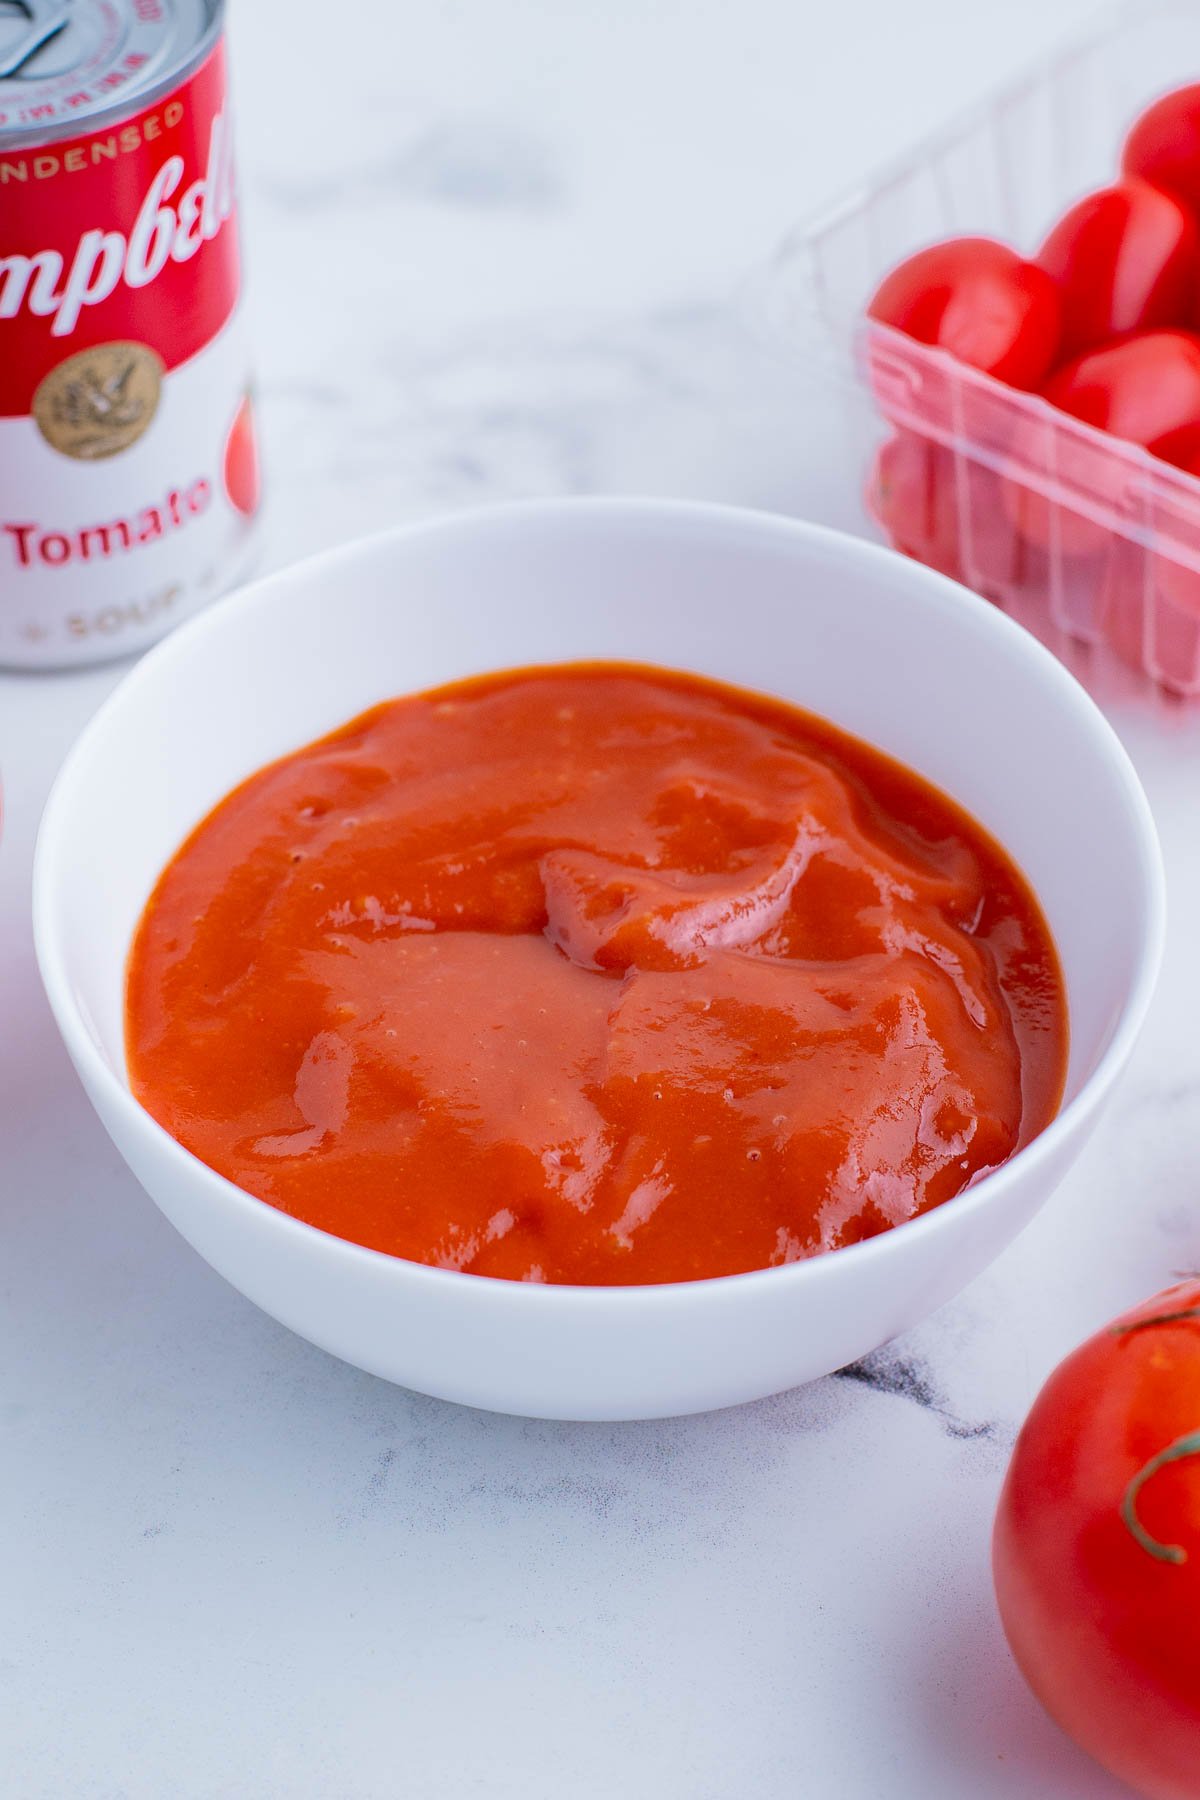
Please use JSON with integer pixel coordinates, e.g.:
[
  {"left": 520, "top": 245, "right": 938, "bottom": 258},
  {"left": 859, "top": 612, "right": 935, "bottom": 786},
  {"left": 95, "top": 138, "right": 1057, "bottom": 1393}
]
[{"left": 33, "top": 343, "right": 165, "bottom": 461}]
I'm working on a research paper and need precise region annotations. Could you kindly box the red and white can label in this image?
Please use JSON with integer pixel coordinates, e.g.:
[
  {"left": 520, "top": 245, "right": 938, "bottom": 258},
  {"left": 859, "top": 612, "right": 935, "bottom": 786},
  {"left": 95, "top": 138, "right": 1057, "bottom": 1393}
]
[{"left": 0, "top": 37, "right": 260, "bottom": 666}]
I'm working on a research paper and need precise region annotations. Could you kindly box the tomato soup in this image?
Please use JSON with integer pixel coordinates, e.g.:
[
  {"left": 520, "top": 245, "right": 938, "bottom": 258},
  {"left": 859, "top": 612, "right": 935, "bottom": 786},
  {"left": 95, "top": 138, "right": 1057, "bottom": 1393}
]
[{"left": 125, "top": 664, "right": 1067, "bottom": 1285}]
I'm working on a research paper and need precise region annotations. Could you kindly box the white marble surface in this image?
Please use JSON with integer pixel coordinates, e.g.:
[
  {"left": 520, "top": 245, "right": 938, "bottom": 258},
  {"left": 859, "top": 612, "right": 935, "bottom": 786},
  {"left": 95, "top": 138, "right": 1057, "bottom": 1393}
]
[{"left": 5, "top": 1, "right": 1196, "bottom": 1795}]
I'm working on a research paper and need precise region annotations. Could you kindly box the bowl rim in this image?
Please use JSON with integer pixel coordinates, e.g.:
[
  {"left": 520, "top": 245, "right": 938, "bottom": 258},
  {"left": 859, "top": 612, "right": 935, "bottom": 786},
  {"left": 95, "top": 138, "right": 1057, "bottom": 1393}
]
[{"left": 32, "top": 495, "right": 1168, "bottom": 1308}]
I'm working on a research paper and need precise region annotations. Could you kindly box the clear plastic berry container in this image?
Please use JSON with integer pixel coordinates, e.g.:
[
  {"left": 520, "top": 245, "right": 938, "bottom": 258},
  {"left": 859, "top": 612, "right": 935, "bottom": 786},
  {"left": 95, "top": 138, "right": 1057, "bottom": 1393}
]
[{"left": 766, "top": 0, "right": 1200, "bottom": 699}]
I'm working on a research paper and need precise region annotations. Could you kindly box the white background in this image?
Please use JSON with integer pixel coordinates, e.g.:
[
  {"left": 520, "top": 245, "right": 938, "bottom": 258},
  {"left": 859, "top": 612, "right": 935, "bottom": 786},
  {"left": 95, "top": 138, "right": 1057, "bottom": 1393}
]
[{"left": 3, "top": 2, "right": 1195, "bottom": 1796}]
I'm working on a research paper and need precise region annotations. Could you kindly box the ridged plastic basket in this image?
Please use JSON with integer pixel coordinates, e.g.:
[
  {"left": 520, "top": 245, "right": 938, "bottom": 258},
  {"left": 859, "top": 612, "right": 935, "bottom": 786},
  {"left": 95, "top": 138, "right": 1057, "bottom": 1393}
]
[{"left": 768, "top": 0, "right": 1200, "bottom": 699}]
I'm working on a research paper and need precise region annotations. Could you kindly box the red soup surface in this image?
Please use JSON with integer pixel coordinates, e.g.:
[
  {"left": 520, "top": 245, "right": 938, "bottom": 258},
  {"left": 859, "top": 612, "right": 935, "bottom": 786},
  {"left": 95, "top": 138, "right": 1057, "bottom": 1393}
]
[{"left": 125, "top": 663, "right": 1067, "bottom": 1285}]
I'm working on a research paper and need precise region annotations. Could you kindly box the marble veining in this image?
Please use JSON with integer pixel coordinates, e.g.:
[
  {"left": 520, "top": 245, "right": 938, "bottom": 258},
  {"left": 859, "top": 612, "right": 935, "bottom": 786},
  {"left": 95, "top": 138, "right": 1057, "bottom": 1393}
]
[{"left": 835, "top": 1350, "right": 1002, "bottom": 1444}]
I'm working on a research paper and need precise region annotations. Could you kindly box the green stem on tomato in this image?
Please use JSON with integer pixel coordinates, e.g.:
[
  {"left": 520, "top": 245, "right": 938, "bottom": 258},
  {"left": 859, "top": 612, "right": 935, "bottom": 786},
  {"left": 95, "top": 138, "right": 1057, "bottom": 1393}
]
[
  {"left": 1121, "top": 1431, "right": 1200, "bottom": 1565},
  {"left": 1111, "top": 1307, "right": 1200, "bottom": 1337}
]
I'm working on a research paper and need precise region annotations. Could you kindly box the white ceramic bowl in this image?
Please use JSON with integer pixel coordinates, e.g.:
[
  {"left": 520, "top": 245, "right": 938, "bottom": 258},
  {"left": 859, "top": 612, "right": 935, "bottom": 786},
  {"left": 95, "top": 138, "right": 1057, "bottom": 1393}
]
[{"left": 34, "top": 500, "right": 1164, "bottom": 1420}]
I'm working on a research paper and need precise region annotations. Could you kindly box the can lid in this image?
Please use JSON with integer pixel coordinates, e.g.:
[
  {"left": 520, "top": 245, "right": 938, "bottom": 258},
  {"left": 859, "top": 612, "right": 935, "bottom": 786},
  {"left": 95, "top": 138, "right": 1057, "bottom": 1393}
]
[{"left": 0, "top": 0, "right": 213, "bottom": 142}]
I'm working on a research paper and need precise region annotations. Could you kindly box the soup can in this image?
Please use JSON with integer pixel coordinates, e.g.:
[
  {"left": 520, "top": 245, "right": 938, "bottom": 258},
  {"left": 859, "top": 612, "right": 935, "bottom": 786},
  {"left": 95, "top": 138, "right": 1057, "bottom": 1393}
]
[{"left": 0, "top": 0, "right": 260, "bottom": 669}]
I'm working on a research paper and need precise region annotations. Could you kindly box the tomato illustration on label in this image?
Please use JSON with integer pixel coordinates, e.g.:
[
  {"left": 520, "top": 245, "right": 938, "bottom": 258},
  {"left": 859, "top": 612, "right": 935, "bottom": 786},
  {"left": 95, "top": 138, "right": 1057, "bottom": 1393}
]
[{"left": 223, "top": 393, "right": 261, "bottom": 517}]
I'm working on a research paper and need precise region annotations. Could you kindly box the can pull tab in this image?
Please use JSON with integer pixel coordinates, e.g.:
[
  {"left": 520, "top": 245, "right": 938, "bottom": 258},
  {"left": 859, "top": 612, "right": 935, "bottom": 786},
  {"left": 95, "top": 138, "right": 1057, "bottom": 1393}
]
[{"left": 0, "top": 0, "right": 70, "bottom": 79}]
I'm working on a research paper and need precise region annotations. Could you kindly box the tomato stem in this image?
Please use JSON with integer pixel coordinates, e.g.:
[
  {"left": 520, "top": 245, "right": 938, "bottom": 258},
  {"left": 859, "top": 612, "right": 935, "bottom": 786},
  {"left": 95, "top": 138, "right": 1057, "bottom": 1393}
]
[
  {"left": 1121, "top": 1430, "right": 1200, "bottom": 1565},
  {"left": 1111, "top": 1306, "right": 1200, "bottom": 1337}
]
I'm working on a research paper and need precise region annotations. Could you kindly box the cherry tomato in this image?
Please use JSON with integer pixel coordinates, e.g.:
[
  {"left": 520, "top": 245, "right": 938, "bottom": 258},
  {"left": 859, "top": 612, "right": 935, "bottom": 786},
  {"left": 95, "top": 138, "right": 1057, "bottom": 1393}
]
[
  {"left": 1124, "top": 83, "right": 1200, "bottom": 218},
  {"left": 955, "top": 461, "right": 1032, "bottom": 596},
  {"left": 1095, "top": 535, "right": 1141, "bottom": 666},
  {"left": 1134, "top": 429, "right": 1200, "bottom": 693},
  {"left": 867, "top": 238, "right": 1061, "bottom": 389},
  {"left": 1007, "top": 332, "right": 1200, "bottom": 555},
  {"left": 1037, "top": 179, "right": 1200, "bottom": 358},
  {"left": 1081, "top": 429, "right": 1200, "bottom": 691},
  {"left": 1045, "top": 331, "right": 1200, "bottom": 446},
  {"left": 868, "top": 430, "right": 960, "bottom": 578},
  {"left": 994, "top": 1282, "right": 1200, "bottom": 1800}
]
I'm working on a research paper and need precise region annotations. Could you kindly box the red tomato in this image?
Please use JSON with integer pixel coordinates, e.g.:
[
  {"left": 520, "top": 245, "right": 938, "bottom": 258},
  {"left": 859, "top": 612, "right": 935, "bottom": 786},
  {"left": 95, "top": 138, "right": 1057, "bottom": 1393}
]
[
  {"left": 1124, "top": 83, "right": 1200, "bottom": 218},
  {"left": 1045, "top": 330, "right": 1200, "bottom": 446},
  {"left": 1149, "top": 421, "right": 1200, "bottom": 474},
  {"left": 868, "top": 430, "right": 961, "bottom": 578},
  {"left": 1098, "top": 538, "right": 1152, "bottom": 682},
  {"left": 1136, "top": 429, "right": 1200, "bottom": 692},
  {"left": 955, "top": 460, "right": 1032, "bottom": 595},
  {"left": 223, "top": 393, "right": 261, "bottom": 518},
  {"left": 994, "top": 1282, "right": 1200, "bottom": 1800},
  {"left": 867, "top": 238, "right": 1061, "bottom": 389},
  {"left": 1037, "top": 179, "right": 1200, "bottom": 357},
  {"left": 1007, "top": 332, "right": 1200, "bottom": 555},
  {"left": 871, "top": 438, "right": 1038, "bottom": 598},
  {"left": 1147, "top": 429, "right": 1200, "bottom": 614}
]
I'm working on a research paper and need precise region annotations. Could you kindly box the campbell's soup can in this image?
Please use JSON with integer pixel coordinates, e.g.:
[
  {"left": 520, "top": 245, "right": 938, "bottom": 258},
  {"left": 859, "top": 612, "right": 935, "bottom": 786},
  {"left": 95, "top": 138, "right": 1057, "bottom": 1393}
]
[{"left": 0, "top": 0, "right": 260, "bottom": 668}]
